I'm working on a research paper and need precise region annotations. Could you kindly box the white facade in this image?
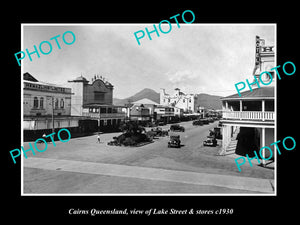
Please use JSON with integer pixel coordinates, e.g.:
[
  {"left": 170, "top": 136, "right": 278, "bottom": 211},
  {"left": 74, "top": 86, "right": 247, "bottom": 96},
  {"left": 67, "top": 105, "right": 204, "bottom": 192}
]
[
  {"left": 160, "top": 88, "right": 197, "bottom": 113},
  {"left": 23, "top": 72, "right": 79, "bottom": 131},
  {"left": 220, "top": 36, "right": 275, "bottom": 167},
  {"left": 23, "top": 81, "right": 72, "bottom": 117}
]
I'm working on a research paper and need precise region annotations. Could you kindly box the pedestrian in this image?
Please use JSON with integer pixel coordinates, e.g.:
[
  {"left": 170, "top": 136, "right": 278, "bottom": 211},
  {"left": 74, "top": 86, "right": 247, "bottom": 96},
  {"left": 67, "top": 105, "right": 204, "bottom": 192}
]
[
  {"left": 41, "top": 133, "right": 47, "bottom": 143},
  {"left": 36, "top": 133, "right": 47, "bottom": 144},
  {"left": 97, "top": 133, "right": 101, "bottom": 143}
]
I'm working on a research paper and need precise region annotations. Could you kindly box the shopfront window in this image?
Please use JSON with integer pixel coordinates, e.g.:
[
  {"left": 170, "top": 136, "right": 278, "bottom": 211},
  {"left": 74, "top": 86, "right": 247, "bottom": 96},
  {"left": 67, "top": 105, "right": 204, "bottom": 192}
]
[
  {"left": 55, "top": 98, "right": 59, "bottom": 109},
  {"left": 60, "top": 98, "right": 64, "bottom": 108},
  {"left": 39, "top": 97, "right": 44, "bottom": 109},
  {"left": 100, "top": 107, "right": 107, "bottom": 113},
  {"left": 33, "top": 97, "right": 39, "bottom": 108}
]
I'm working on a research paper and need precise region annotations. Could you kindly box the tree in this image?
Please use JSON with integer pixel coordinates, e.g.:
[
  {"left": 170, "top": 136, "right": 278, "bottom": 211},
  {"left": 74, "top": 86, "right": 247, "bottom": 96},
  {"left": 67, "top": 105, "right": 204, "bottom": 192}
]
[{"left": 120, "top": 121, "right": 145, "bottom": 134}]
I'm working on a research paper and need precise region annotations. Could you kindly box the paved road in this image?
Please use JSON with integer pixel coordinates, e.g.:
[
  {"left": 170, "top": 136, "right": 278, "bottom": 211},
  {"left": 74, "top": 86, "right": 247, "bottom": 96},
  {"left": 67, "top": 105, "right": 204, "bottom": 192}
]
[
  {"left": 24, "top": 158, "right": 273, "bottom": 194},
  {"left": 23, "top": 120, "right": 275, "bottom": 194}
]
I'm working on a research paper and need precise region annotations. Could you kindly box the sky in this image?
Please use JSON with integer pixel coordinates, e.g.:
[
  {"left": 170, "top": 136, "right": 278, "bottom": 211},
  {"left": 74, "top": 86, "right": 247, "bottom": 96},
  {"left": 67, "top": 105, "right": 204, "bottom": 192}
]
[{"left": 22, "top": 24, "right": 275, "bottom": 98}]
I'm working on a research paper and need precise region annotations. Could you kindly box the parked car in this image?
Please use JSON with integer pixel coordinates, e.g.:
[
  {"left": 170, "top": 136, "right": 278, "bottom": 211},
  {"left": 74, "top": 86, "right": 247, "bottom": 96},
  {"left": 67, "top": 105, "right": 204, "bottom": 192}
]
[
  {"left": 213, "top": 127, "right": 222, "bottom": 139},
  {"left": 149, "top": 127, "right": 169, "bottom": 137},
  {"left": 200, "top": 118, "right": 209, "bottom": 125},
  {"left": 208, "top": 117, "right": 214, "bottom": 123},
  {"left": 203, "top": 136, "right": 217, "bottom": 147},
  {"left": 168, "top": 135, "right": 181, "bottom": 148},
  {"left": 170, "top": 124, "right": 185, "bottom": 132},
  {"left": 144, "top": 122, "right": 157, "bottom": 127},
  {"left": 157, "top": 121, "right": 166, "bottom": 126},
  {"left": 193, "top": 120, "right": 204, "bottom": 126}
]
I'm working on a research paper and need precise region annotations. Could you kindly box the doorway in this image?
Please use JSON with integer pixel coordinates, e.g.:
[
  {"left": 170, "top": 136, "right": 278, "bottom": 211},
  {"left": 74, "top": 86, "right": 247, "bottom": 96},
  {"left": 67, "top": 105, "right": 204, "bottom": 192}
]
[{"left": 235, "top": 127, "right": 260, "bottom": 157}]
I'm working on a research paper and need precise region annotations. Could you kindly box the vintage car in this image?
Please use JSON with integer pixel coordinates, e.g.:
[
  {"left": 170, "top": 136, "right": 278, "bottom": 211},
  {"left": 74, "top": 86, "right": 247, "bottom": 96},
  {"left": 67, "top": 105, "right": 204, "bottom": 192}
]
[
  {"left": 170, "top": 124, "right": 185, "bottom": 132},
  {"left": 200, "top": 118, "right": 209, "bottom": 125},
  {"left": 192, "top": 120, "right": 204, "bottom": 126},
  {"left": 213, "top": 127, "right": 222, "bottom": 139},
  {"left": 208, "top": 117, "right": 215, "bottom": 123},
  {"left": 203, "top": 136, "right": 218, "bottom": 147},
  {"left": 168, "top": 135, "right": 181, "bottom": 148},
  {"left": 218, "top": 121, "right": 222, "bottom": 127},
  {"left": 149, "top": 127, "right": 169, "bottom": 137}
]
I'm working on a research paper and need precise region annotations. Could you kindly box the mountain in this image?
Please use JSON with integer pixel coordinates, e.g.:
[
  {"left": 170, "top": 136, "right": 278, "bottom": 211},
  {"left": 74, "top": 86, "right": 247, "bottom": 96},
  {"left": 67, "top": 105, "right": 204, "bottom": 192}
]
[
  {"left": 113, "top": 88, "right": 222, "bottom": 110},
  {"left": 113, "top": 88, "right": 160, "bottom": 105}
]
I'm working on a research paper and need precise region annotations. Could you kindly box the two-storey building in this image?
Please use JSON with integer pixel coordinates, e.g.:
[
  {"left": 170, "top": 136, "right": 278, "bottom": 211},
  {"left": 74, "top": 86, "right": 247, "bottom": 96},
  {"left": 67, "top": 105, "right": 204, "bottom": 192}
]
[
  {"left": 220, "top": 36, "right": 275, "bottom": 166},
  {"left": 154, "top": 105, "right": 175, "bottom": 123},
  {"left": 23, "top": 72, "right": 81, "bottom": 141},
  {"left": 160, "top": 88, "right": 197, "bottom": 113},
  {"left": 129, "top": 104, "right": 151, "bottom": 122},
  {"left": 67, "top": 74, "right": 126, "bottom": 131}
]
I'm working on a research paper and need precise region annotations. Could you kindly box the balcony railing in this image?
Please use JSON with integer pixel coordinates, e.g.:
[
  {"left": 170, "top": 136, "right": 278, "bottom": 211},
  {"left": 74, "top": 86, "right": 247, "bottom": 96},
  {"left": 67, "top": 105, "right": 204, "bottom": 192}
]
[
  {"left": 222, "top": 111, "right": 275, "bottom": 121},
  {"left": 82, "top": 112, "right": 126, "bottom": 119}
]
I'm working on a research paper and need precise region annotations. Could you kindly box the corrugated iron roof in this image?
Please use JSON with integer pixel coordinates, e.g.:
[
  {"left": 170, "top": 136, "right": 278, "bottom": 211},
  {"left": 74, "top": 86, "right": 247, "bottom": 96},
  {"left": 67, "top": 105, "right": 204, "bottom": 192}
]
[
  {"left": 132, "top": 98, "right": 159, "bottom": 105},
  {"left": 83, "top": 103, "right": 125, "bottom": 108},
  {"left": 222, "top": 86, "right": 274, "bottom": 100}
]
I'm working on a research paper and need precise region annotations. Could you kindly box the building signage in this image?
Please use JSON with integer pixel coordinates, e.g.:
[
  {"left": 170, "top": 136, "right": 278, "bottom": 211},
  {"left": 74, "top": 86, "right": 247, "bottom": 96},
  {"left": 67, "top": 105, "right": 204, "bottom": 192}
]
[{"left": 255, "top": 35, "right": 260, "bottom": 66}]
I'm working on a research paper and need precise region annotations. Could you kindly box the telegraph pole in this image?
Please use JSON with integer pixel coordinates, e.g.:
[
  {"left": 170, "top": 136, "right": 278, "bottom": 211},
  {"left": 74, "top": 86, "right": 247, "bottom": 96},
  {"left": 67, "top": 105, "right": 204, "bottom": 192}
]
[{"left": 52, "top": 97, "right": 55, "bottom": 133}]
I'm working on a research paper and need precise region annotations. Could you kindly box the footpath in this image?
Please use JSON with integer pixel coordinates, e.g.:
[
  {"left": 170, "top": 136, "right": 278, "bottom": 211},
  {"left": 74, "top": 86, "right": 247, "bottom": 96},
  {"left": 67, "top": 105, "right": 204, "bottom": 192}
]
[{"left": 24, "top": 157, "right": 274, "bottom": 194}]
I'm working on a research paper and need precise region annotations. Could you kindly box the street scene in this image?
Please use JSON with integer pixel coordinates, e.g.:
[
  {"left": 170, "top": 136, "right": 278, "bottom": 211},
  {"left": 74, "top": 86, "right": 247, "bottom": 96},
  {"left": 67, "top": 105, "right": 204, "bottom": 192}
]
[
  {"left": 23, "top": 119, "right": 274, "bottom": 194},
  {"left": 22, "top": 24, "right": 275, "bottom": 195}
]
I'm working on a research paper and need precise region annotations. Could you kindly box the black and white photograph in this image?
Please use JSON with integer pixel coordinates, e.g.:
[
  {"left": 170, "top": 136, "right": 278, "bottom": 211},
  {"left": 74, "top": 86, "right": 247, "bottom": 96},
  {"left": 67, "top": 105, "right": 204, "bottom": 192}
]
[
  {"left": 21, "top": 24, "right": 276, "bottom": 195},
  {"left": 4, "top": 4, "right": 298, "bottom": 221}
]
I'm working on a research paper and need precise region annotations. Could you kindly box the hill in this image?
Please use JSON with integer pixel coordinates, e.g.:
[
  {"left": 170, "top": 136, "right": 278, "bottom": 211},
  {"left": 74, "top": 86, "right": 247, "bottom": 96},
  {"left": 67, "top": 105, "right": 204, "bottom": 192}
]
[
  {"left": 113, "top": 88, "right": 160, "bottom": 105},
  {"left": 113, "top": 88, "right": 222, "bottom": 110},
  {"left": 195, "top": 93, "right": 222, "bottom": 110}
]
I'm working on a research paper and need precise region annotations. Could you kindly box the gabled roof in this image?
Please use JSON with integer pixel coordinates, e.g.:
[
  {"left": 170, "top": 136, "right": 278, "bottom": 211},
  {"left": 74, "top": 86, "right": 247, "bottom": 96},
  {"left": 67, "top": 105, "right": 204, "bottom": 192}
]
[
  {"left": 132, "top": 98, "right": 159, "bottom": 105},
  {"left": 23, "top": 72, "right": 39, "bottom": 82},
  {"left": 222, "top": 86, "right": 274, "bottom": 100},
  {"left": 23, "top": 72, "right": 71, "bottom": 90}
]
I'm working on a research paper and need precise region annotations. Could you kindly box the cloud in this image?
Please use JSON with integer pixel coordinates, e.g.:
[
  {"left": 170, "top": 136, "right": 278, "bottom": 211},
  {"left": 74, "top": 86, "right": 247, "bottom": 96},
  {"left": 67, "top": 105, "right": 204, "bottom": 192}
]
[{"left": 166, "top": 70, "right": 198, "bottom": 84}]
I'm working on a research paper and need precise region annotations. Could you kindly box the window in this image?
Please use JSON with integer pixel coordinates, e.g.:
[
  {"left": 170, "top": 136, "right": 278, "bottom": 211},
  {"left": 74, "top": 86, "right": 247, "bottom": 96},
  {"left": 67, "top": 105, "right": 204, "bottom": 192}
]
[
  {"left": 55, "top": 98, "right": 59, "bottom": 109},
  {"left": 189, "top": 99, "right": 191, "bottom": 103},
  {"left": 33, "top": 97, "right": 39, "bottom": 108},
  {"left": 183, "top": 99, "right": 185, "bottom": 103},
  {"left": 39, "top": 97, "right": 44, "bottom": 109},
  {"left": 100, "top": 107, "right": 107, "bottom": 113},
  {"left": 60, "top": 98, "right": 64, "bottom": 108}
]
